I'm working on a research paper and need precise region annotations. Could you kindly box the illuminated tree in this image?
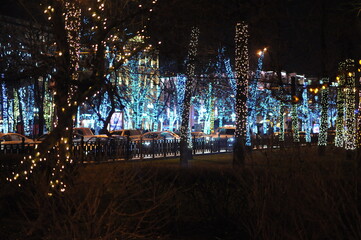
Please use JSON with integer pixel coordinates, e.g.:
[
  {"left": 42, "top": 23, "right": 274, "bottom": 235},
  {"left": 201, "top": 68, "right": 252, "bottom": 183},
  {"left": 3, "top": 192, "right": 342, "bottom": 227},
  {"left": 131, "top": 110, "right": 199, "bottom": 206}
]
[
  {"left": 233, "top": 22, "right": 249, "bottom": 166},
  {"left": 114, "top": 51, "right": 158, "bottom": 130},
  {"left": 0, "top": 15, "right": 54, "bottom": 136},
  {"left": 246, "top": 48, "right": 266, "bottom": 146},
  {"left": 7, "top": 0, "right": 157, "bottom": 192}
]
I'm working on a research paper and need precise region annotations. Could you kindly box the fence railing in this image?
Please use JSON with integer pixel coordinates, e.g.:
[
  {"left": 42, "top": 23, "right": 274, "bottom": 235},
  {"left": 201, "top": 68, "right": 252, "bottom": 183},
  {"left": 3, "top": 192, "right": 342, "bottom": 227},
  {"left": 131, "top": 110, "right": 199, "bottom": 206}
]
[{"left": 0, "top": 133, "right": 335, "bottom": 163}]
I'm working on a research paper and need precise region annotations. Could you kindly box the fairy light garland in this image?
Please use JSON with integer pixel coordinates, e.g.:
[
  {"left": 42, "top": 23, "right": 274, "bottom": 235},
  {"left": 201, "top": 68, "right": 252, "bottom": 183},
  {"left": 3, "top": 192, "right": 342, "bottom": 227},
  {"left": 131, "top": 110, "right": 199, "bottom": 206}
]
[
  {"left": 318, "top": 78, "right": 329, "bottom": 146},
  {"left": 234, "top": 22, "right": 249, "bottom": 139}
]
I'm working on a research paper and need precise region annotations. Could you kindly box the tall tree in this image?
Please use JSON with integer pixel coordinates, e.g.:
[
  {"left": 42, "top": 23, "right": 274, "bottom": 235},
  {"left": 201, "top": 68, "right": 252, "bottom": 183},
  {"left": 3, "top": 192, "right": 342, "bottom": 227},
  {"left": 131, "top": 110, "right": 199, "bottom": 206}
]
[
  {"left": 7, "top": 0, "right": 157, "bottom": 191},
  {"left": 179, "top": 26, "right": 199, "bottom": 167}
]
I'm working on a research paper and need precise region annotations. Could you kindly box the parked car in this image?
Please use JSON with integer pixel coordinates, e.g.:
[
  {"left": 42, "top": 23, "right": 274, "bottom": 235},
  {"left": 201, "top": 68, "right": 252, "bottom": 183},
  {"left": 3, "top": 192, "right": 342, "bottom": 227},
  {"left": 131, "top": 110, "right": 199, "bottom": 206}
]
[
  {"left": 209, "top": 126, "right": 236, "bottom": 147},
  {"left": 141, "top": 131, "right": 180, "bottom": 141},
  {"left": 73, "top": 127, "right": 109, "bottom": 143},
  {"left": 110, "top": 129, "right": 142, "bottom": 140},
  {"left": 191, "top": 131, "right": 209, "bottom": 139},
  {"left": 210, "top": 126, "right": 235, "bottom": 139},
  {"left": 137, "top": 131, "right": 180, "bottom": 153},
  {"left": 34, "top": 133, "right": 49, "bottom": 143},
  {"left": 0, "top": 133, "right": 34, "bottom": 145}
]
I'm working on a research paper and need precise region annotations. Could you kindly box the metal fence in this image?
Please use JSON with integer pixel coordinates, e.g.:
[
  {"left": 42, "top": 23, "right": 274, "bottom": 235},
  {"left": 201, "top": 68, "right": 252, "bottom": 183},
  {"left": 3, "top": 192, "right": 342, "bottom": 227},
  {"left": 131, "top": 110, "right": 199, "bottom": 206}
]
[
  {"left": 0, "top": 133, "right": 335, "bottom": 163},
  {"left": 71, "top": 137, "right": 235, "bottom": 162}
]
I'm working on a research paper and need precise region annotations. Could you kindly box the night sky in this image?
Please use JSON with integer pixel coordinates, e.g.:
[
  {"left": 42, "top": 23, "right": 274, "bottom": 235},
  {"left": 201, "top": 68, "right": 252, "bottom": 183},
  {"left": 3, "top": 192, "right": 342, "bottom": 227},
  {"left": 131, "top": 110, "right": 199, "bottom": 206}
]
[
  {"left": 149, "top": 0, "right": 361, "bottom": 79},
  {"left": 1, "top": 0, "right": 361, "bottom": 78}
]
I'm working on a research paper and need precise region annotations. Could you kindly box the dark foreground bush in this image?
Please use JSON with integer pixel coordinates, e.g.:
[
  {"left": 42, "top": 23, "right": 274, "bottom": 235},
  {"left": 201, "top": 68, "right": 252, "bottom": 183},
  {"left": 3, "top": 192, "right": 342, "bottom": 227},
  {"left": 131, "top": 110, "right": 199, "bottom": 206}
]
[
  {"left": 0, "top": 166, "right": 177, "bottom": 240},
  {"left": 1, "top": 147, "right": 361, "bottom": 239}
]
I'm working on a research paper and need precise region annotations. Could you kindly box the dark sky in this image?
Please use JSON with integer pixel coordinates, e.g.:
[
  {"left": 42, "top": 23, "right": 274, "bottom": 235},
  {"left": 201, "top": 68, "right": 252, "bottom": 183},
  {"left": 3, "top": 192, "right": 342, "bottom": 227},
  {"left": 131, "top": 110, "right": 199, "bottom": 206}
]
[
  {"left": 149, "top": 0, "right": 361, "bottom": 78},
  {"left": 1, "top": 0, "right": 361, "bottom": 78}
]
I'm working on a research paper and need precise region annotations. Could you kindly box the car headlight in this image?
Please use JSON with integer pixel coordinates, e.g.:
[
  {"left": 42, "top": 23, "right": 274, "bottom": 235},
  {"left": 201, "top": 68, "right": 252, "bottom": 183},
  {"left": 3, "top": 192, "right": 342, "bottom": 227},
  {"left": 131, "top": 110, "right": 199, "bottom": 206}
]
[
  {"left": 227, "top": 137, "right": 235, "bottom": 142},
  {"left": 143, "top": 141, "right": 151, "bottom": 146}
]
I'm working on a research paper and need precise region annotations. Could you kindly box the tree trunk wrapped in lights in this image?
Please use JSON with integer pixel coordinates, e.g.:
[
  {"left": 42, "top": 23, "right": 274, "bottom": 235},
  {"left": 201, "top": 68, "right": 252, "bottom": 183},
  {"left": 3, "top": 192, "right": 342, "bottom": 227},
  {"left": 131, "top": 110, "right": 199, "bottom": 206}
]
[
  {"left": 291, "top": 103, "right": 300, "bottom": 143},
  {"left": 335, "top": 73, "right": 345, "bottom": 148},
  {"left": 233, "top": 22, "right": 249, "bottom": 166},
  {"left": 278, "top": 103, "right": 285, "bottom": 143},
  {"left": 176, "top": 75, "right": 187, "bottom": 129},
  {"left": 203, "top": 83, "right": 213, "bottom": 134},
  {"left": 179, "top": 26, "right": 199, "bottom": 167},
  {"left": 343, "top": 60, "right": 357, "bottom": 151},
  {"left": 318, "top": 78, "right": 329, "bottom": 154},
  {"left": 301, "top": 86, "right": 312, "bottom": 143}
]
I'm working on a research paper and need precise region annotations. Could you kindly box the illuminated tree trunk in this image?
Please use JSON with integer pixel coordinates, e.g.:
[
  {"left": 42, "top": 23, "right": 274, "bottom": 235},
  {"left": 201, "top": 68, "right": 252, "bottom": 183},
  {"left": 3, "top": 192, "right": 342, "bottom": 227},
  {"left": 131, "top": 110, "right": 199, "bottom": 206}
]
[
  {"left": 278, "top": 103, "right": 285, "bottom": 147},
  {"left": 176, "top": 75, "right": 187, "bottom": 131},
  {"left": 203, "top": 83, "right": 213, "bottom": 134},
  {"left": 0, "top": 83, "right": 9, "bottom": 133},
  {"left": 291, "top": 104, "right": 300, "bottom": 143},
  {"left": 210, "top": 105, "right": 215, "bottom": 132},
  {"left": 318, "top": 79, "right": 329, "bottom": 155},
  {"left": 152, "top": 84, "right": 161, "bottom": 131},
  {"left": 180, "top": 26, "right": 199, "bottom": 167},
  {"left": 233, "top": 22, "right": 249, "bottom": 166},
  {"left": 335, "top": 75, "right": 344, "bottom": 148},
  {"left": 15, "top": 90, "right": 24, "bottom": 135},
  {"left": 343, "top": 60, "right": 357, "bottom": 152},
  {"left": 217, "top": 100, "right": 224, "bottom": 129},
  {"left": 169, "top": 108, "right": 176, "bottom": 132},
  {"left": 301, "top": 87, "right": 312, "bottom": 143}
]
